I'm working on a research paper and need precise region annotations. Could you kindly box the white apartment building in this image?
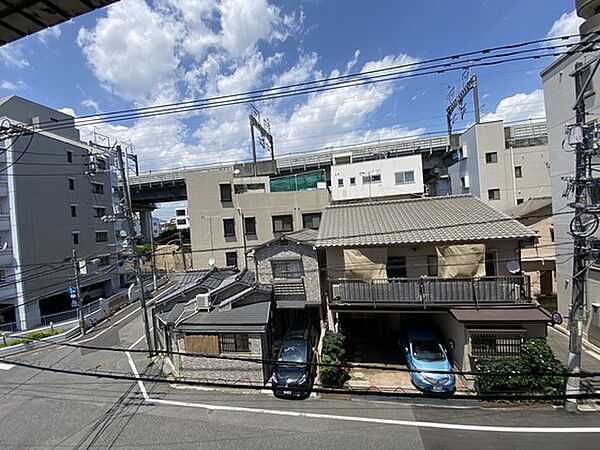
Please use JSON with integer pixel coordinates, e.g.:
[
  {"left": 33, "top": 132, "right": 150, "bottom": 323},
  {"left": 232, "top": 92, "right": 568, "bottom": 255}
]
[
  {"left": 448, "top": 120, "right": 551, "bottom": 212},
  {"left": 542, "top": 5, "right": 600, "bottom": 347},
  {"left": 330, "top": 153, "right": 424, "bottom": 202},
  {"left": 0, "top": 96, "right": 123, "bottom": 330}
]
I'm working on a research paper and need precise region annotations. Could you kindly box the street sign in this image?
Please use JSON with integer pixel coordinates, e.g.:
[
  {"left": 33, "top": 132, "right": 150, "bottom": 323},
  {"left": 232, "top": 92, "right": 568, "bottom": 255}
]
[
  {"left": 70, "top": 298, "right": 79, "bottom": 308},
  {"left": 67, "top": 286, "right": 77, "bottom": 298},
  {"left": 551, "top": 311, "right": 563, "bottom": 326}
]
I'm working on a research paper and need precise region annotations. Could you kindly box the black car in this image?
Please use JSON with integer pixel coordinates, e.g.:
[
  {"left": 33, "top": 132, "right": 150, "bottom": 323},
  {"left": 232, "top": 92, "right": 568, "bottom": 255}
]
[{"left": 271, "top": 319, "right": 316, "bottom": 398}]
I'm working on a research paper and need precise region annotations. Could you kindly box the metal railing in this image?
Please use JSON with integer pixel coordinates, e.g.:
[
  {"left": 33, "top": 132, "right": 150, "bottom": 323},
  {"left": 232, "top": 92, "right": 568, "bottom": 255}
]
[
  {"left": 329, "top": 276, "right": 530, "bottom": 308},
  {"left": 39, "top": 300, "right": 101, "bottom": 326},
  {"left": 0, "top": 321, "right": 17, "bottom": 332}
]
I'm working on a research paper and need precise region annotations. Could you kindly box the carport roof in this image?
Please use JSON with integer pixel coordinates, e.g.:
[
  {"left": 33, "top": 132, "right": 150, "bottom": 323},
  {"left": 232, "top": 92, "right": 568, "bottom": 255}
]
[
  {"left": 0, "top": 1, "right": 119, "bottom": 46},
  {"left": 450, "top": 307, "right": 551, "bottom": 323},
  {"left": 316, "top": 195, "right": 536, "bottom": 247}
]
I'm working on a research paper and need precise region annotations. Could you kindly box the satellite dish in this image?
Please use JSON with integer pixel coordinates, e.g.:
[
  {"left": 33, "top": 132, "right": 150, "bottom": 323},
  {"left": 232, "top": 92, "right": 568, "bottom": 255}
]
[
  {"left": 119, "top": 230, "right": 128, "bottom": 238},
  {"left": 0, "top": 241, "right": 7, "bottom": 251},
  {"left": 233, "top": 169, "right": 241, "bottom": 175},
  {"left": 506, "top": 260, "right": 521, "bottom": 275},
  {"left": 208, "top": 257, "right": 215, "bottom": 267}
]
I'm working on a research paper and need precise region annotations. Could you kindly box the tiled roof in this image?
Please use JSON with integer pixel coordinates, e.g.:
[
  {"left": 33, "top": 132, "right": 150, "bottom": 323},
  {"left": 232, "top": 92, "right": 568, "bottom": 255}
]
[
  {"left": 316, "top": 195, "right": 537, "bottom": 248},
  {"left": 179, "top": 300, "right": 271, "bottom": 331},
  {"left": 505, "top": 196, "right": 552, "bottom": 219},
  {"left": 284, "top": 228, "right": 319, "bottom": 245}
]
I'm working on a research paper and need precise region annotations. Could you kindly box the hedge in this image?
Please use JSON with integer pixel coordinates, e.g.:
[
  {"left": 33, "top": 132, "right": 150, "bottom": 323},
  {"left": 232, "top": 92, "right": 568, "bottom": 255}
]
[{"left": 473, "top": 338, "right": 565, "bottom": 402}]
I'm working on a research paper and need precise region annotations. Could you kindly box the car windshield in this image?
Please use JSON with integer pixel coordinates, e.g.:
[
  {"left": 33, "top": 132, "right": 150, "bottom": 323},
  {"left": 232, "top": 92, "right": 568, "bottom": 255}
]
[
  {"left": 279, "top": 341, "right": 307, "bottom": 363},
  {"left": 412, "top": 339, "right": 445, "bottom": 362}
]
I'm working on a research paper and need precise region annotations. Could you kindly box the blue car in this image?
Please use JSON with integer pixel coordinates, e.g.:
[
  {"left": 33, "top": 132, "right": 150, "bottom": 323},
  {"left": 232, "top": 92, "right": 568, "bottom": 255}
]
[{"left": 401, "top": 325, "right": 456, "bottom": 394}]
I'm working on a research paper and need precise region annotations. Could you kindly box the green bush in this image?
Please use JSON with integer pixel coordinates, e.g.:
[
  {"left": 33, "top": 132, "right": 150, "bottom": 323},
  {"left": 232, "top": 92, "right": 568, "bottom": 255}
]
[
  {"left": 319, "top": 354, "right": 350, "bottom": 387},
  {"left": 474, "top": 339, "right": 565, "bottom": 402},
  {"left": 322, "top": 330, "right": 346, "bottom": 361}
]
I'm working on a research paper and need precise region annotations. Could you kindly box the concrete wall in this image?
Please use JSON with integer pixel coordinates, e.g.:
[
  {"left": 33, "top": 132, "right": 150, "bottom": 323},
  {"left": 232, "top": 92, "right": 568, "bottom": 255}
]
[
  {"left": 542, "top": 47, "right": 600, "bottom": 346},
  {"left": 330, "top": 154, "right": 424, "bottom": 202},
  {"left": 254, "top": 240, "right": 321, "bottom": 305},
  {"left": 176, "top": 333, "right": 268, "bottom": 384},
  {"left": 187, "top": 168, "right": 329, "bottom": 268}
]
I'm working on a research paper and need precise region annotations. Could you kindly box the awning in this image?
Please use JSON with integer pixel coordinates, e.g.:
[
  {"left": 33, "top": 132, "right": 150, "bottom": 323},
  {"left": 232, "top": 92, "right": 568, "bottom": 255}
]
[{"left": 450, "top": 307, "right": 551, "bottom": 323}]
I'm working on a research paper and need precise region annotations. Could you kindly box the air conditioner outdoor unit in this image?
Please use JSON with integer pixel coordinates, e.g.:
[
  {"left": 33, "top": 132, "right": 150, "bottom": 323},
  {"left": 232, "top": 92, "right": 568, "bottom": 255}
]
[{"left": 195, "top": 292, "right": 211, "bottom": 311}]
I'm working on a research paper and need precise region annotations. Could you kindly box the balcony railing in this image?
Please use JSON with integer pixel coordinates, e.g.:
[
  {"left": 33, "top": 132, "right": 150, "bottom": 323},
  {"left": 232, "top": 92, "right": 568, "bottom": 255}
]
[{"left": 329, "top": 276, "right": 530, "bottom": 308}]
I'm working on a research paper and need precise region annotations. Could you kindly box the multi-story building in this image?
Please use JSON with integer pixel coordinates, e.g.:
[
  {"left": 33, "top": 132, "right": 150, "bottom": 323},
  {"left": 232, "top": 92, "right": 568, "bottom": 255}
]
[
  {"left": 447, "top": 120, "right": 551, "bottom": 211},
  {"left": 0, "top": 95, "right": 123, "bottom": 330},
  {"left": 541, "top": 1, "right": 600, "bottom": 347}
]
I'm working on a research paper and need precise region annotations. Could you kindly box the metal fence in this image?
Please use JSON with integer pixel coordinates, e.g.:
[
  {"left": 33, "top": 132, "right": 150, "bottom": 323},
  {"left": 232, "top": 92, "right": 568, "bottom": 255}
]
[
  {"left": 40, "top": 300, "right": 101, "bottom": 326},
  {"left": 330, "top": 276, "right": 530, "bottom": 307},
  {"left": 471, "top": 332, "right": 523, "bottom": 358},
  {"left": 0, "top": 321, "right": 17, "bottom": 332}
]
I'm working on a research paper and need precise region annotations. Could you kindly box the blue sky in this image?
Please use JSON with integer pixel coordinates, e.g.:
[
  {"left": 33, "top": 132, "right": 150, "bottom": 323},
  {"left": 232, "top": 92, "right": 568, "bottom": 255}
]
[{"left": 0, "top": 0, "right": 581, "bottom": 217}]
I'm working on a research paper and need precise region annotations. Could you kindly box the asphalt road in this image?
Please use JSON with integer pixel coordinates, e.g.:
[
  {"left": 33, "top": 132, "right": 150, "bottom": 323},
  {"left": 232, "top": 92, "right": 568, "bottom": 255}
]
[{"left": 0, "top": 301, "right": 599, "bottom": 449}]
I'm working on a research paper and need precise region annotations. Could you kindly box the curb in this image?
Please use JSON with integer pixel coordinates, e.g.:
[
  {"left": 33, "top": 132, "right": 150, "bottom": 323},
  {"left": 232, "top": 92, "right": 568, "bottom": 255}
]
[
  {"left": 550, "top": 325, "right": 600, "bottom": 361},
  {"left": 0, "top": 327, "right": 80, "bottom": 357}
]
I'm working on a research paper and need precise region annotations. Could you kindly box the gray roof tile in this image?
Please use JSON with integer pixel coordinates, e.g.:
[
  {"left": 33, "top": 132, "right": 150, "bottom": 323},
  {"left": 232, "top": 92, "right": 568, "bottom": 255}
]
[{"left": 316, "top": 195, "right": 536, "bottom": 247}]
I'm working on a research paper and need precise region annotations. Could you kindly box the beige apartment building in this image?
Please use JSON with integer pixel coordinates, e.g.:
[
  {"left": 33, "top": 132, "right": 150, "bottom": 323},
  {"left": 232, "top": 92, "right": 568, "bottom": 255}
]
[{"left": 186, "top": 167, "right": 329, "bottom": 269}]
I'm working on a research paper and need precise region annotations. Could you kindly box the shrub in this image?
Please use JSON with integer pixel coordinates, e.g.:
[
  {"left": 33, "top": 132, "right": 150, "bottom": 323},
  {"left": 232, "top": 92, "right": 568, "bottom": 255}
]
[
  {"left": 322, "top": 330, "right": 346, "bottom": 361},
  {"left": 0, "top": 328, "right": 66, "bottom": 348},
  {"left": 319, "top": 354, "right": 350, "bottom": 387},
  {"left": 474, "top": 339, "right": 565, "bottom": 402}
]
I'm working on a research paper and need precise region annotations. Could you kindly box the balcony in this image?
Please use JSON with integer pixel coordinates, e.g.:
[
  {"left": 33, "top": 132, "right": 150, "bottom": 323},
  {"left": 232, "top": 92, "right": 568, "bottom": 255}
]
[
  {"left": 329, "top": 276, "right": 530, "bottom": 309},
  {"left": 273, "top": 279, "right": 307, "bottom": 309}
]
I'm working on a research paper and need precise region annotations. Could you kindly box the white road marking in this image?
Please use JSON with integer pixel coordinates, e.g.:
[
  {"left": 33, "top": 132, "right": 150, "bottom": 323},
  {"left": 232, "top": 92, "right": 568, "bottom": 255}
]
[
  {"left": 75, "top": 305, "right": 141, "bottom": 344},
  {"left": 125, "top": 351, "right": 151, "bottom": 402},
  {"left": 123, "top": 353, "right": 600, "bottom": 434},
  {"left": 129, "top": 334, "right": 146, "bottom": 350},
  {"left": 0, "top": 362, "right": 14, "bottom": 370}
]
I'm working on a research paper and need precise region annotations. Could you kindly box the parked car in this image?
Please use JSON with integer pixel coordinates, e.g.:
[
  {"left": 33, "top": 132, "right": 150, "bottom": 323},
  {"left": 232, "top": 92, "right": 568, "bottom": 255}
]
[
  {"left": 401, "top": 324, "right": 455, "bottom": 394},
  {"left": 271, "top": 319, "right": 316, "bottom": 398}
]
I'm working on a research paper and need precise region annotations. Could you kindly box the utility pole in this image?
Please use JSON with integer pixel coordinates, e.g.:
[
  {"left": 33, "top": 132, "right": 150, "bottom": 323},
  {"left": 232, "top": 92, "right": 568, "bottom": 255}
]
[
  {"left": 116, "top": 144, "right": 154, "bottom": 357},
  {"left": 72, "top": 249, "right": 85, "bottom": 335},
  {"left": 177, "top": 228, "right": 186, "bottom": 271},
  {"left": 564, "top": 55, "right": 600, "bottom": 412}
]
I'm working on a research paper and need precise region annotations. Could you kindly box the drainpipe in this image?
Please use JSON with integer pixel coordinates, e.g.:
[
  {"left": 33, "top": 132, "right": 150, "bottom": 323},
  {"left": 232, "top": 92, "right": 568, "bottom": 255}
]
[{"left": 509, "top": 145, "right": 517, "bottom": 206}]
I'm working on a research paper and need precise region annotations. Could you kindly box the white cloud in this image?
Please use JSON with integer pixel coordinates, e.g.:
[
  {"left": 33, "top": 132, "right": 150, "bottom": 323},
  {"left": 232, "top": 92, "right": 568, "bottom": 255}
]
[
  {"left": 38, "top": 25, "right": 62, "bottom": 44},
  {"left": 546, "top": 10, "right": 584, "bottom": 42},
  {"left": 0, "top": 79, "right": 26, "bottom": 90},
  {"left": 58, "top": 107, "right": 76, "bottom": 117},
  {"left": 81, "top": 98, "right": 100, "bottom": 112},
  {"left": 345, "top": 50, "right": 360, "bottom": 74},
  {"left": 273, "top": 52, "right": 317, "bottom": 87},
  {"left": 482, "top": 89, "right": 546, "bottom": 123},
  {"left": 77, "top": 0, "right": 183, "bottom": 102},
  {"left": 0, "top": 45, "right": 29, "bottom": 69},
  {"left": 220, "top": 0, "right": 279, "bottom": 56}
]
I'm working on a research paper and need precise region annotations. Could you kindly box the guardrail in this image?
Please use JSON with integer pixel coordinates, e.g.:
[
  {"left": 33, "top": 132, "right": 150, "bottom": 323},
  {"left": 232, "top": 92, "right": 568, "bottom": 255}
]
[{"left": 40, "top": 300, "right": 101, "bottom": 326}]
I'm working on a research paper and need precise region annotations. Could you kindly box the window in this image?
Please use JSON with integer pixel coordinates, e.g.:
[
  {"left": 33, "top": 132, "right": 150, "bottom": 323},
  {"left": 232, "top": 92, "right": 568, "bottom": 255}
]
[
  {"left": 271, "top": 259, "right": 304, "bottom": 279},
  {"left": 225, "top": 251, "right": 238, "bottom": 267},
  {"left": 176, "top": 209, "right": 186, "bottom": 216},
  {"left": 350, "top": 177, "right": 356, "bottom": 186},
  {"left": 387, "top": 256, "right": 407, "bottom": 279},
  {"left": 98, "top": 256, "right": 110, "bottom": 266},
  {"left": 514, "top": 166, "right": 523, "bottom": 178},
  {"left": 460, "top": 176, "right": 469, "bottom": 189},
  {"left": 272, "top": 214, "right": 293, "bottom": 233},
  {"left": 219, "top": 333, "right": 249, "bottom": 353},
  {"left": 576, "top": 62, "right": 594, "bottom": 97},
  {"left": 66, "top": 150, "right": 72, "bottom": 163},
  {"left": 302, "top": 212, "right": 321, "bottom": 229},
  {"left": 95, "top": 231, "right": 108, "bottom": 242},
  {"left": 362, "top": 173, "right": 381, "bottom": 184},
  {"left": 91, "top": 182, "right": 104, "bottom": 194},
  {"left": 70, "top": 204, "right": 77, "bottom": 218},
  {"left": 223, "top": 218, "right": 236, "bottom": 237},
  {"left": 72, "top": 231, "right": 79, "bottom": 245},
  {"left": 550, "top": 226, "right": 555, "bottom": 242},
  {"left": 176, "top": 218, "right": 187, "bottom": 226},
  {"left": 516, "top": 198, "right": 524, "bottom": 205},
  {"left": 485, "top": 152, "right": 498, "bottom": 164},
  {"left": 96, "top": 158, "right": 107, "bottom": 170},
  {"left": 485, "top": 251, "right": 497, "bottom": 276},
  {"left": 219, "top": 183, "right": 232, "bottom": 202},
  {"left": 337, "top": 178, "right": 344, "bottom": 187},
  {"left": 488, "top": 189, "right": 501, "bottom": 200},
  {"left": 471, "top": 332, "right": 523, "bottom": 358},
  {"left": 234, "top": 183, "right": 266, "bottom": 194},
  {"left": 427, "top": 255, "right": 438, "bottom": 277},
  {"left": 395, "top": 170, "right": 415, "bottom": 185},
  {"left": 94, "top": 207, "right": 106, "bottom": 218},
  {"left": 68, "top": 178, "right": 75, "bottom": 191},
  {"left": 244, "top": 217, "right": 256, "bottom": 235}
]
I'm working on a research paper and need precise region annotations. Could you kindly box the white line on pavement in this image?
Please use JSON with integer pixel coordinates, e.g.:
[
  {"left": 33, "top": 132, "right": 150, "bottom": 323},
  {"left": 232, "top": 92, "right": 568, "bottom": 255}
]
[
  {"left": 123, "top": 352, "right": 600, "bottom": 434},
  {"left": 75, "top": 305, "right": 141, "bottom": 344},
  {"left": 0, "top": 362, "right": 14, "bottom": 370}
]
